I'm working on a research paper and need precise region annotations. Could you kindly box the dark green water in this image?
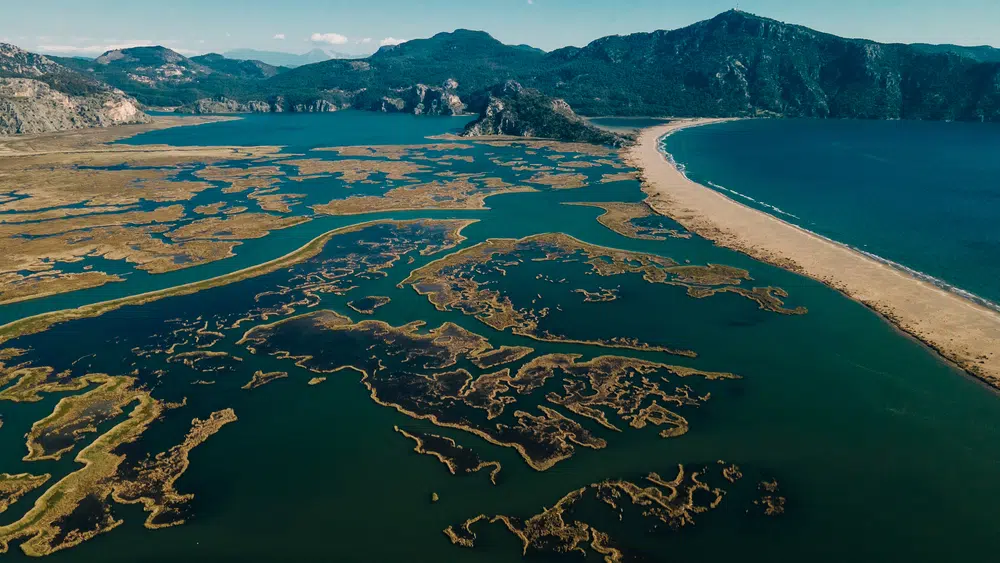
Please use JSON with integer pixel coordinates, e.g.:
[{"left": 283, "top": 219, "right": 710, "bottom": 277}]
[{"left": 1, "top": 114, "right": 999, "bottom": 561}]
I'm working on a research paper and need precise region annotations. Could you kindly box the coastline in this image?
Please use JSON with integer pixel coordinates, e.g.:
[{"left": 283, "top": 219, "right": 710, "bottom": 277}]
[{"left": 626, "top": 119, "right": 1000, "bottom": 390}]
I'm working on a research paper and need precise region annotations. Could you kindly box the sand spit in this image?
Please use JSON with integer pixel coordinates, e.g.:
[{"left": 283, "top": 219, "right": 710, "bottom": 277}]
[{"left": 627, "top": 119, "right": 1000, "bottom": 389}]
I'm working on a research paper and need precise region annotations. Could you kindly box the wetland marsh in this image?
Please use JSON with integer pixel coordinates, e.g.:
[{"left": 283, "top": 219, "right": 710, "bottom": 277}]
[{"left": 0, "top": 112, "right": 997, "bottom": 562}]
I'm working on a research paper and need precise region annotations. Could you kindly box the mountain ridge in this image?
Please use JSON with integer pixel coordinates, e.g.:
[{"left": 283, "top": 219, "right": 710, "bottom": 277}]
[
  {"left": 0, "top": 43, "right": 148, "bottom": 135},
  {"left": 461, "top": 80, "right": 627, "bottom": 146},
  {"left": 3, "top": 10, "right": 1000, "bottom": 137},
  {"left": 247, "top": 10, "right": 1000, "bottom": 121},
  {"left": 52, "top": 45, "right": 287, "bottom": 108}
]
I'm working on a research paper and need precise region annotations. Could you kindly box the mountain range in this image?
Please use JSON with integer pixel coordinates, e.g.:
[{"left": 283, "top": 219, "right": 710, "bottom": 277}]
[
  {"left": 222, "top": 48, "right": 357, "bottom": 68},
  {"left": 2, "top": 10, "right": 1000, "bottom": 137}
]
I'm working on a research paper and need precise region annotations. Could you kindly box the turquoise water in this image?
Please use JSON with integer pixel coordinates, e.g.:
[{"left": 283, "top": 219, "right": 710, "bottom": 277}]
[
  {"left": 120, "top": 111, "right": 473, "bottom": 151},
  {"left": 2, "top": 114, "right": 999, "bottom": 562},
  {"left": 0, "top": 112, "right": 472, "bottom": 326},
  {"left": 666, "top": 119, "right": 1000, "bottom": 308}
]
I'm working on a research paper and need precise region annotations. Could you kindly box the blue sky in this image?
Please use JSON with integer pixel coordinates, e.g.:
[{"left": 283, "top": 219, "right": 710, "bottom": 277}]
[{"left": 4, "top": 0, "right": 998, "bottom": 57}]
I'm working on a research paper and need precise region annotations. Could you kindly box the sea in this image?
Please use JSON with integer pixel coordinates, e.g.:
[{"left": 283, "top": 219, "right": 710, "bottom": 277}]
[
  {"left": 2, "top": 112, "right": 999, "bottom": 562},
  {"left": 665, "top": 118, "right": 1000, "bottom": 310}
]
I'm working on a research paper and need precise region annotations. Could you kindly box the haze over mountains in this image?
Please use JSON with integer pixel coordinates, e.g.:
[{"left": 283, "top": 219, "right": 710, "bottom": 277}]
[
  {"left": 2, "top": 10, "right": 1000, "bottom": 136},
  {"left": 221, "top": 48, "right": 358, "bottom": 68}
]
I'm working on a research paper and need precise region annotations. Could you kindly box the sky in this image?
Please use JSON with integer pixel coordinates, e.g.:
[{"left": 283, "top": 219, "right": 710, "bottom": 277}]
[{"left": 3, "top": 0, "right": 998, "bottom": 58}]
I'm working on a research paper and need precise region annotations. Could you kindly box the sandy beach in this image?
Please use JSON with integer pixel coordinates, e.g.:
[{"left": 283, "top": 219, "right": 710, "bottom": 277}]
[{"left": 627, "top": 119, "right": 1000, "bottom": 390}]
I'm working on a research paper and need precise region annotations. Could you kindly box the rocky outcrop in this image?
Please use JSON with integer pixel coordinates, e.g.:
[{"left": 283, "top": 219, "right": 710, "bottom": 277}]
[
  {"left": 94, "top": 46, "right": 208, "bottom": 85},
  {"left": 0, "top": 78, "right": 148, "bottom": 135},
  {"left": 0, "top": 43, "right": 149, "bottom": 135},
  {"left": 178, "top": 97, "right": 274, "bottom": 114},
  {"left": 366, "top": 81, "right": 466, "bottom": 115},
  {"left": 177, "top": 95, "right": 349, "bottom": 114},
  {"left": 0, "top": 43, "right": 64, "bottom": 76},
  {"left": 462, "top": 81, "right": 627, "bottom": 146},
  {"left": 190, "top": 53, "right": 284, "bottom": 80},
  {"left": 291, "top": 99, "right": 345, "bottom": 112},
  {"left": 181, "top": 79, "right": 465, "bottom": 116}
]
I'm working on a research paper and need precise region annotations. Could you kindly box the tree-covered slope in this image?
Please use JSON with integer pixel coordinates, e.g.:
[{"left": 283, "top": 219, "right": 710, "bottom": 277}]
[
  {"left": 911, "top": 43, "right": 1000, "bottom": 63},
  {"left": 259, "top": 10, "right": 1000, "bottom": 122},
  {"left": 190, "top": 54, "right": 287, "bottom": 79},
  {"left": 12, "top": 10, "right": 1000, "bottom": 127},
  {"left": 266, "top": 29, "right": 547, "bottom": 100},
  {"left": 462, "top": 81, "right": 627, "bottom": 146},
  {"left": 56, "top": 47, "right": 287, "bottom": 107},
  {"left": 535, "top": 10, "right": 1000, "bottom": 120}
]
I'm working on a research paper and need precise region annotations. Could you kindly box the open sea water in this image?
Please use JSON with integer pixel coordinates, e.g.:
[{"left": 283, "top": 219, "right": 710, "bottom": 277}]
[{"left": 666, "top": 119, "right": 1000, "bottom": 309}]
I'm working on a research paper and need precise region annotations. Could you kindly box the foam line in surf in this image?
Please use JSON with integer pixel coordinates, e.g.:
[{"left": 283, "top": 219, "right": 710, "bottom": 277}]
[{"left": 656, "top": 132, "right": 1000, "bottom": 314}]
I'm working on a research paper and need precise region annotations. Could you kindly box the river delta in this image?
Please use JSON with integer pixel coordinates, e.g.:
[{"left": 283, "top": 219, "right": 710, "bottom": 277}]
[{"left": 0, "top": 113, "right": 997, "bottom": 562}]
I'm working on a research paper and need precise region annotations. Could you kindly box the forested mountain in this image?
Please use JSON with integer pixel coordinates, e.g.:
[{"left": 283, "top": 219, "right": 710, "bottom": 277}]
[
  {"left": 53, "top": 46, "right": 286, "bottom": 108},
  {"left": 910, "top": 43, "right": 1000, "bottom": 63},
  {"left": 462, "top": 81, "right": 627, "bottom": 146},
  {"left": 190, "top": 54, "right": 286, "bottom": 80},
  {"left": 4, "top": 10, "right": 1000, "bottom": 137},
  {"left": 234, "top": 10, "right": 1000, "bottom": 121},
  {"left": 531, "top": 10, "right": 1000, "bottom": 119}
]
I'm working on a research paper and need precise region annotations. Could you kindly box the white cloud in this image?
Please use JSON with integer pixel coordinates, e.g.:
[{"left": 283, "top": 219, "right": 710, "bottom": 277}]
[
  {"left": 359, "top": 37, "right": 372, "bottom": 44},
  {"left": 528, "top": 0, "right": 534, "bottom": 4},
  {"left": 379, "top": 37, "right": 406, "bottom": 47},
  {"left": 273, "top": 33, "right": 286, "bottom": 40},
  {"left": 310, "top": 32, "right": 348, "bottom": 45}
]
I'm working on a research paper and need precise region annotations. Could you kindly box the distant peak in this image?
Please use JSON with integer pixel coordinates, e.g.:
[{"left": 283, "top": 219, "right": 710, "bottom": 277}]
[
  {"left": 430, "top": 29, "right": 499, "bottom": 42},
  {"left": 96, "top": 45, "right": 185, "bottom": 64},
  {"left": 709, "top": 9, "right": 776, "bottom": 25},
  {"left": 448, "top": 29, "right": 493, "bottom": 36}
]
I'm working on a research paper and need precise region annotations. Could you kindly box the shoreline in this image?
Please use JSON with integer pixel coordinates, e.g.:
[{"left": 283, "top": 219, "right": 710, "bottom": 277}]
[
  {"left": 0, "top": 219, "right": 475, "bottom": 347},
  {"left": 626, "top": 119, "right": 1000, "bottom": 390},
  {"left": 0, "top": 115, "right": 240, "bottom": 155}
]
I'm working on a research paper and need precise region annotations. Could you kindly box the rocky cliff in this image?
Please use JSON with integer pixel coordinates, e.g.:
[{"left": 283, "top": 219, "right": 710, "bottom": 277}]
[
  {"left": 462, "top": 81, "right": 627, "bottom": 146},
  {"left": 358, "top": 82, "right": 466, "bottom": 115},
  {"left": 182, "top": 80, "right": 463, "bottom": 116},
  {"left": 176, "top": 93, "right": 351, "bottom": 114},
  {"left": 0, "top": 44, "right": 148, "bottom": 136}
]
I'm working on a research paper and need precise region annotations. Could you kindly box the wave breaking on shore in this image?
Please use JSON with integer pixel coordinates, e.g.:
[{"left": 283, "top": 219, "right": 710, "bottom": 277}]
[
  {"left": 658, "top": 135, "right": 1000, "bottom": 315},
  {"left": 629, "top": 118, "right": 1000, "bottom": 389}
]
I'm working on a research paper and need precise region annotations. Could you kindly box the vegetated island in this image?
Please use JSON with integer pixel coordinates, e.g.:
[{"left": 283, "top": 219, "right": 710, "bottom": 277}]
[
  {"left": 0, "top": 219, "right": 476, "bottom": 347},
  {"left": 628, "top": 119, "right": 1000, "bottom": 389}
]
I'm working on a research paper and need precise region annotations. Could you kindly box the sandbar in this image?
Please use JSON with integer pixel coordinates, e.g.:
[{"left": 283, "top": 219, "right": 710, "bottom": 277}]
[{"left": 628, "top": 119, "right": 1000, "bottom": 389}]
